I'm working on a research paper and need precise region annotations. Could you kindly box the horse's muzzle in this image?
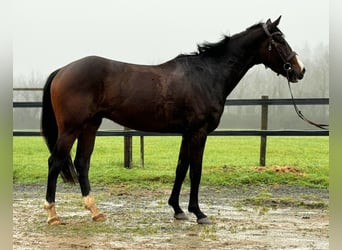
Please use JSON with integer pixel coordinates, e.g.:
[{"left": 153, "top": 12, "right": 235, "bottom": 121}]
[{"left": 289, "top": 67, "right": 305, "bottom": 83}]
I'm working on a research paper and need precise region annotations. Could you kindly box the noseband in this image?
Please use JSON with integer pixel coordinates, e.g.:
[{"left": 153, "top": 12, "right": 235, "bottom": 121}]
[{"left": 262, "top": 24, "right": 297, "bottom": 72}]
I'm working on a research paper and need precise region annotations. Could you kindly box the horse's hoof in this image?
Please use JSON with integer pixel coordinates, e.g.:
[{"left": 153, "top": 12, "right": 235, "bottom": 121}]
[
  {"left": 92, "top": 213, "right": 106, "bottom": 222},
  {"left": 174, "top": 212, "right": 189, "bottom": 220},
  {"left": 197, "top": 217, "right": 212, "bottom": 225},
  {"left": 47, "top": 216, "right": 61, "bottom": 225}
]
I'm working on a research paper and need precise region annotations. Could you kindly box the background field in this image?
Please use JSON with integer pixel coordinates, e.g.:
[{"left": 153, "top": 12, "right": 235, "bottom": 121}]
[{"left": 13, "top": 136, "right": 329, "bottom": 188}]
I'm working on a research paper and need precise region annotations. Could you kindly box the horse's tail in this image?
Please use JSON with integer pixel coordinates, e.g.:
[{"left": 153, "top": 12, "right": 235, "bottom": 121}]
[
  {"left": 41, "top": 69, "right": 78, "bottom": 184},
  {"left": 41, "top": 69, "right": 59, "bottom": 153}
]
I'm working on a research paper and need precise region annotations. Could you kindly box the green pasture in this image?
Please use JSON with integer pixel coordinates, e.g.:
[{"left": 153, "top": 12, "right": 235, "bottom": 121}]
[{"left": 13, "top": 136, "right": 329, "bottom": 188}]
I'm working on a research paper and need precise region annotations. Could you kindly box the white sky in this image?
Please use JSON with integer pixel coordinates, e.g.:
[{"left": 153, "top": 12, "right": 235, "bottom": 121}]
[{"left": 13, "top": 0, "right": 329, "bottom": 78}]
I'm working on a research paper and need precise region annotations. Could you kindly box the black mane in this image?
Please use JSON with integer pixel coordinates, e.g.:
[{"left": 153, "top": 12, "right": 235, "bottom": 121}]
[
  {"left": 176, "top": 22, "right": 263, "bottom": 59},
  {"left": 196, "top": 36, "right": 230, "bottom": 57}
]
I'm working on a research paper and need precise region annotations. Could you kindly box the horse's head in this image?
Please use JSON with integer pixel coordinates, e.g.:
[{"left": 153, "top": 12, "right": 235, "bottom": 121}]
[{"left": 258, "top": 16, "right": 305, "bottom": 83}]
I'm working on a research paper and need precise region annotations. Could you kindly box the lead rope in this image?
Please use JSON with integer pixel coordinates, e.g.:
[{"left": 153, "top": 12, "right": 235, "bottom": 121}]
[{"left": 285, "top": 69, "right": 329, "bottom": 130}]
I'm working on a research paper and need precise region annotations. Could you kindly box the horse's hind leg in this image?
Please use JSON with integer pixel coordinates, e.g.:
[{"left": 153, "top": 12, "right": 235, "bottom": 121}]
[
  {"left": 74, "top": 120, "right": 106, "bottom": 222},
  {"left": 44, "top": 132, "right": 77, "bottom": 225}
]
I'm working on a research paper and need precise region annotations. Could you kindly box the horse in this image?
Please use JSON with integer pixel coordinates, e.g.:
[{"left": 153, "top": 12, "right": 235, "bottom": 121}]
[{"left": 41, "top": 16, "right": 305, "bottom": 225}]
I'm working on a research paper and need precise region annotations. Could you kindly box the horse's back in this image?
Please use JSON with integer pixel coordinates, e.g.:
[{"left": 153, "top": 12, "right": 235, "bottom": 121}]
[
  {"left": 49, "top": 56, "right": 180, "bottom": 131},
  {"left": 49, "top": 55, "right": 220, "bottom": 134}
]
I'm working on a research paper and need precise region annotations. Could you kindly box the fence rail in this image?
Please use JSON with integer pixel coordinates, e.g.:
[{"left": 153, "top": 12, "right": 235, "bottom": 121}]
[
  {"left": 13, "top": 93, "right": 329, "bottom": 167},
  {"left": 13, "top": 98, "right": 329, "bottom": 108},
  {"left": 13, "top": 129, "right": 328, "bottom": 137}
]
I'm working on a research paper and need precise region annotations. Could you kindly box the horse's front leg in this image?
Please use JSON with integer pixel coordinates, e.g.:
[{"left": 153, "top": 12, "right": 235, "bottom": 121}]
[
  {"left": 188, "top": 131, "right": 211, "bottom": 224},
  {"left": 168, "top": 136, "right": 190, "bottom": 220}
]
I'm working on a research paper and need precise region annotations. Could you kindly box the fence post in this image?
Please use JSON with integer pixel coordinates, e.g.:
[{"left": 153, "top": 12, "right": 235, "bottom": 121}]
[
  {"left": 124, "top": 127, "right": 132, "bottom": 168},
  {"left": 140, "top": 136, "right": 144, "bottom": 168},
  {"left": 259, "top": 96, "right": 268, "bottom": 166}
]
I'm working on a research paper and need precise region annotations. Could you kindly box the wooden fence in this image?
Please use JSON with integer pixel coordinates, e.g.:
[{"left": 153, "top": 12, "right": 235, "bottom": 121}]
[{"left": 13, "top": 88, "right": 329, "bottom": 167}]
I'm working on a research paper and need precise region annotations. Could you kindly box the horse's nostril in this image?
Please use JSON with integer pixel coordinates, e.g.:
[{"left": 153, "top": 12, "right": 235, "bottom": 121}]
[{"left": 297, "top": 67, "right": 306, "bottom": 80}]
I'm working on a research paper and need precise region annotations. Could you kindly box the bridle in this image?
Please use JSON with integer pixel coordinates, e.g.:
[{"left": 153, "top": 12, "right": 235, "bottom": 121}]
[
  {"left": 262, "top": 24, "right": 329, "bottom": 130},
  {"left": 262, "top": 23, "right": 297, "bottom": 72}
]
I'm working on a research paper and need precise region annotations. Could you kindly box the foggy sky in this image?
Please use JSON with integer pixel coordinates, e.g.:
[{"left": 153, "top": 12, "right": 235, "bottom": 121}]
[{"left": 13, "top": 0, "right": 328, "bottom": 79}]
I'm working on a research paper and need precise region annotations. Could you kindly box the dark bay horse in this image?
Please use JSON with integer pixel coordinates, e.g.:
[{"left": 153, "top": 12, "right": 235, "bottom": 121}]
[{"left": 41, "top": 16, "right": 305, "bottom": 225}]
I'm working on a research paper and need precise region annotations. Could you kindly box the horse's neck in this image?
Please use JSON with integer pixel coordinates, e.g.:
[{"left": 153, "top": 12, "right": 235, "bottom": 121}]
[
  {"left": 221, "top": 55, "right": 255, "bottom": 97},
  {"left": 219, "top": 40, "right": 258, "bottom": 99}
]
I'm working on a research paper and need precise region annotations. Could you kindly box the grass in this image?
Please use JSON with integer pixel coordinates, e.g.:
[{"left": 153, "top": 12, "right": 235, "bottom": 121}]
[{"left": 13, "top": 136, "right": 329, "bottom": 188}]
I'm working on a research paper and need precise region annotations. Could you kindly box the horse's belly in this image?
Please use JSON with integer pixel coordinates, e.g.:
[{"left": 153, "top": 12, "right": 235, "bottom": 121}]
[{"left": 107, "top": 106, "right": 185, "bottom": 133}]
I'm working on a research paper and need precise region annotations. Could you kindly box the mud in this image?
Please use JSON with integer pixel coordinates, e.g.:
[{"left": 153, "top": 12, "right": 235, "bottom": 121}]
[{"left": 13, "top": 184, "right": 328, "bottom": 249}]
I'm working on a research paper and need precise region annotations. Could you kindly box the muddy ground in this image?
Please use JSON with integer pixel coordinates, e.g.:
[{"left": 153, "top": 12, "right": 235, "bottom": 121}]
[{"left": 13, "top": 184, "right": 328, "bottom": 249}]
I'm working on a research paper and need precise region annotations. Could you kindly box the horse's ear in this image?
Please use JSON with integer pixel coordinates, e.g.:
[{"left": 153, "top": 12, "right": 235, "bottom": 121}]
[
  {"left": 272, "top": 16, "right": 282, "bottom": 27},
  {"left": 267, "top": 16, "right": 281, "bottom": 31}
]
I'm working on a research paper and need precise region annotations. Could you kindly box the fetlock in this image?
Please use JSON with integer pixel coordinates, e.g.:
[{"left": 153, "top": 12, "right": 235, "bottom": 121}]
[{"left": 44, "top": 201, "right": 61, "bottom": 225}]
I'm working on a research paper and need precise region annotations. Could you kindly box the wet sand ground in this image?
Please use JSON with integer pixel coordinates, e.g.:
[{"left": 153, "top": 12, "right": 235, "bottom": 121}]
[{"left": 13, "top": 184, "right": 328, "bottom": 249}]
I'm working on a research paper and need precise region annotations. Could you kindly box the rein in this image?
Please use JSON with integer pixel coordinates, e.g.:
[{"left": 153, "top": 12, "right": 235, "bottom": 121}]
[
  {"left": 262, "top": 23, "right": 329, "bottom": 130},
  {"left": 285, "top": 69, "right": 329, "bottom": 130}
]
